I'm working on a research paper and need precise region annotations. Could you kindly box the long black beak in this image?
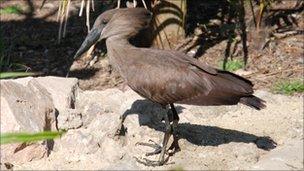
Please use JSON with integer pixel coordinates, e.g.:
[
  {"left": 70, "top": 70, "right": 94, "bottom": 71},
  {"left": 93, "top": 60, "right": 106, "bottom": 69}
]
[{"left": 73, "top": 27, "right": 103, "bottom": 59}]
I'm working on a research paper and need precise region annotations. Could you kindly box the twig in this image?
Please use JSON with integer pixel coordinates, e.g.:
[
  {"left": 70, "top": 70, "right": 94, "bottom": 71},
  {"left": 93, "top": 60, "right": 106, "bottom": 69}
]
[
  {"left": 249, "top": 67, "right": 303, "bottom": 80},
  {"left": 155, "top": 17, "right": 172, "bottom": 49},
  {"left": 116, "top": 0, "right": 121, "bottom": 8},
  {"left": 63, "top": 0, "right": 71, "bottom": 38},
  {"left": 79, "top": 0, "right": 85, "bottom": 16},
  {"left": 142, "top": 0, "right": 147, "bottom": 9},
  {"left": 174, "top": 27, "right": 204, "bottom": 53},
  {"left": 262, "top": 30, "right": 303, "bottom": 49},
  {"left": 91, "top": 0, "right": 95, "bottom": 11},
  {"left": 58, "top": 0, "right": 66, "bottom": 43},
  {"left": 273, "top": 30, "right": 304, "bottom": 39},
  {"left": 174, "top": 37, "right": 192, "bottom": 51},
  {"left": 86, "top": 0, "right": 91, "bottom": 32},
  {"left": 57, "top": 0, "right": 62, "bottom": 21}
]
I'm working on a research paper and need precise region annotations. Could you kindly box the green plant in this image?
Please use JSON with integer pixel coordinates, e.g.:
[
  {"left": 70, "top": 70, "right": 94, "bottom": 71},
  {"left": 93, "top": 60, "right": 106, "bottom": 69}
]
[
  {"left": 0, "top": 5, "right": 22, "bottom": 15},
  {"left": 0, "top": 72, "right": 41, "bottom": 79},
  {"left": 219, "top": 59, "right": 244, "bottom": 72},
  {"left": 1, "top": 131, "right": 66, "bottom": 145},
  {"left": 273, "top": 80, "right": 304, "bottom": 95}
]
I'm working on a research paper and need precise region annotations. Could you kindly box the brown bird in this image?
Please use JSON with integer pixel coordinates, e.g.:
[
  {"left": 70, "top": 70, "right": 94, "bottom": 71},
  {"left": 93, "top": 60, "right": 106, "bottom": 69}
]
[{"left": 74, "top": 8, "right": 266, "bottom": 166}]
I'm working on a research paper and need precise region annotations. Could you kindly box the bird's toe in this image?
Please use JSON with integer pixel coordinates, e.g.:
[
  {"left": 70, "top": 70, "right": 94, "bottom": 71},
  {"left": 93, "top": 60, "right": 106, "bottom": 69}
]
[
  {"left": 134, "top": 156, "right": 172, "bottom": 167},
  {"left": 136, "top": 139, "right": 163, "bottom": 156}
]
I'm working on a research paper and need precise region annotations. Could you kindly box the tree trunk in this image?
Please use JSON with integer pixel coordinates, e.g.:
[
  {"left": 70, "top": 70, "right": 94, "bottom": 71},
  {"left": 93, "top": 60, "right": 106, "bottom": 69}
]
[{"left": 152, "top": 0, "right": 187, "bottom": 49}]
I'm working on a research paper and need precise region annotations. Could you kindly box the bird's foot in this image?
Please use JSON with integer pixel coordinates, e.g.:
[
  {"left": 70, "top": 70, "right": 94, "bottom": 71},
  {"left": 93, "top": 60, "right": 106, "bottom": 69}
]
[
  {"left": 168, "top": 140, "right": 181, "bottom": 155},
  {"left": 112, "top": 123, "right": 127, "bottom": 141},
  {"left": 115, "top": 124, "right": 126, "bottom": 136},
  {"left": 135, "top": 139, "right": 175, "bottom": 166},
  {"left": 134, "top": 156, "right": 173, "bottom": 167},
  {"left": 136, "top": 139, "right": 162, "bottom": 156}
]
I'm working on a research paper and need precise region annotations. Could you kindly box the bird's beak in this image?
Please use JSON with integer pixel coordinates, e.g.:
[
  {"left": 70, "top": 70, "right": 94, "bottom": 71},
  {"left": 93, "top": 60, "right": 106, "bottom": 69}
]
[{"left": 73, "top": 27, "right": 103, "bottom": 59}]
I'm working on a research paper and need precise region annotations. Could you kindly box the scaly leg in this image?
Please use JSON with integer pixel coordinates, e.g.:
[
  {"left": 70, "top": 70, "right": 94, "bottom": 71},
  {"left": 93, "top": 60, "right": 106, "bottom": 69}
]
[
  {"left": 168, "top": 103, "right": 181, "bottom": 153},
  {"left": 135, "top": 107, "right": 172, "bottom": 166},
  {"left": 114, "top": 114, "right": 127, "bottom": 136}
]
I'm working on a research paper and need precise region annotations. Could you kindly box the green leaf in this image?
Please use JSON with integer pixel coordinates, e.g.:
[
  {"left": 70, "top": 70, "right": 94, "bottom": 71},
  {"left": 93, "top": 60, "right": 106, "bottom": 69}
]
[
  {"left": 1, "top": 131, "right": 66, "bottom": 145},
  {"left": 0, "top": 5, "right": 22, "bottom": 15},
  {"left": 0, "top": 72, "right": 42, "bottom": 79}
]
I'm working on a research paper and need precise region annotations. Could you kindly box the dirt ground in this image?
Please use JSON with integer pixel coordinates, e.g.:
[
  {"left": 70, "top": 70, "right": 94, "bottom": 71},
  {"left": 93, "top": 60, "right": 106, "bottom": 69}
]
[{"left": 1, "top": 0, "right": 303, "bottom": 92}]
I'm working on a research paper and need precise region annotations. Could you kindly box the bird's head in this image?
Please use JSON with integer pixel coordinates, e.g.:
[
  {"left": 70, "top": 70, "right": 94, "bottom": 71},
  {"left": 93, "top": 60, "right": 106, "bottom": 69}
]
[{"left": 73, "top": 8, "right": 152, "bottom": 59}]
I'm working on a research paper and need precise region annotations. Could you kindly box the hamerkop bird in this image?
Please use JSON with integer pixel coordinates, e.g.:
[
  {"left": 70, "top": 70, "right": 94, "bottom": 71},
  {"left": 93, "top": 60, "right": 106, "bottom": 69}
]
[{"left": 74, "top": 8, "right": 266, "bottom": 166}]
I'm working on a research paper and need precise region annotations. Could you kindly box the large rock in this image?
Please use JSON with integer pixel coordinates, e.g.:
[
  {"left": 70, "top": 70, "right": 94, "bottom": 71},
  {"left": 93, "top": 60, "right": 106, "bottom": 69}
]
[
  {"left": 1, "top": 76, "right": 81, "bottom": 168},
  {"left": 0, "top": 78, "right": 57, "bottom": 165},
  {"left": 35, "top": 76, "right": 78, "bottom": 112},
  {"left": 0, "top": 79, "right": 56, "bottom": 132}
]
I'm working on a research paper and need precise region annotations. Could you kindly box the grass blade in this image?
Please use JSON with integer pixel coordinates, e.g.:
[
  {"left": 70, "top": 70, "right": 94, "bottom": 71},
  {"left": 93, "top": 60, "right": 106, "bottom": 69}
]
[
  {"left": 1, "top": 131, "right": 66, "bottom": 145},
  {"left": 0, "top": 72, "right": 42, "bottom": 79}
]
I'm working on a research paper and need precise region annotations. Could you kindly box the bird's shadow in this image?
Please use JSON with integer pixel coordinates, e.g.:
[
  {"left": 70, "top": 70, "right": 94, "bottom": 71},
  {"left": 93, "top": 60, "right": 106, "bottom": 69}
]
[{"left": 122, "top": 99, "right": 277, "bottom": 151}]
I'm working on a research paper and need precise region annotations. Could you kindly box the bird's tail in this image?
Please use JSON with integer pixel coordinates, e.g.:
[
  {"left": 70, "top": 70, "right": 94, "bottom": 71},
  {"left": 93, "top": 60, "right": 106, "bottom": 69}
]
[{"left": 240, "top": 95, "right": 266, "bottom": 110}]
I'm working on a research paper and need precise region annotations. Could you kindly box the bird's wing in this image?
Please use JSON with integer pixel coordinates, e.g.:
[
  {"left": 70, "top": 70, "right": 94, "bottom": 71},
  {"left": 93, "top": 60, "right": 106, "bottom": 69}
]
[
  {"left": 124, "top": 48, "right": 217, "bottom": 105},
  {"left": 124, "top": 48, "right": 254, "bottom": 106},
  {"left": 167, "top": 50, "right": 218, "bottom": 75}
]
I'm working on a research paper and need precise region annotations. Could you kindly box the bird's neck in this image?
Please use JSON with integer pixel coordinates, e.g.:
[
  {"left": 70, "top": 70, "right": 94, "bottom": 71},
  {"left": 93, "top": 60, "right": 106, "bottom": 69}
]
[
  {"left": 105, "top": 36, "right": 138, "bottom": 77},
  {"left": 106, "top": 36, "right": 133, "bottom": 47}
]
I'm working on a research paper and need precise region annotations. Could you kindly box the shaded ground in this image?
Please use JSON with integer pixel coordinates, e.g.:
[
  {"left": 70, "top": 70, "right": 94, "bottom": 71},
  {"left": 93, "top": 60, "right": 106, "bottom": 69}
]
[{"left": 1, "top": 0, "right": 303, "bottom": 91}]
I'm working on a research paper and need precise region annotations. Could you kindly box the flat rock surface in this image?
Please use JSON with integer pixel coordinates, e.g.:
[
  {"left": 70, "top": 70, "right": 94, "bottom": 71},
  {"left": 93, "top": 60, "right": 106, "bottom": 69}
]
[{"left": 11, "top": 86, "right": 303, "bottom": 170}]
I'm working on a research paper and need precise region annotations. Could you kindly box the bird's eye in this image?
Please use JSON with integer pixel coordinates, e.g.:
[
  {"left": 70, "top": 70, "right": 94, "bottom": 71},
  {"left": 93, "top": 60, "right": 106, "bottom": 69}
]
[{"left": 102, "top": 20, "right": 107, "bottom": 24}]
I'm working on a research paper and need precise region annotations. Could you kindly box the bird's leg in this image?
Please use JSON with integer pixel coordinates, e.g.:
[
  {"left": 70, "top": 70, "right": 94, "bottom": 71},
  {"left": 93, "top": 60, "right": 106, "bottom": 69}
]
[
  {"left": 168, "top": 103, "right": 181, "bottom": 154},
  {"left": 114, "top": 114, "right": 127, "bottom": 137},
  {"left": 136, "top": 105, "right": 170, "bottom": 155},
  {"left": 158, "top": 112, "right": 171, "bottom": 164},
  {"left": 135, "top": 108, "right": 172, "bottom": 166}
]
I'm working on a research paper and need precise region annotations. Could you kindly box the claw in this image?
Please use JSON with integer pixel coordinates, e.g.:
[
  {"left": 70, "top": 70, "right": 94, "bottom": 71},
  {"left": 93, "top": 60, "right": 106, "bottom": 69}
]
[
  {"left": 134, "top": 156, "right": 173, "bottom": 167},
  {"left": 114, "top": 124, "right": 126, "bottom": 136},
  {"left": 136, "top": 139, "right": 163, "bottom": 156}
]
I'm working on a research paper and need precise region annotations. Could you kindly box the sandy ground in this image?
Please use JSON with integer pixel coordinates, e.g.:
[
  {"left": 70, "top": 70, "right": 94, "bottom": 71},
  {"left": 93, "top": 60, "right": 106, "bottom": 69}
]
[{"left": 13, "top": 88, "right": 303, "bottom": 170}]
